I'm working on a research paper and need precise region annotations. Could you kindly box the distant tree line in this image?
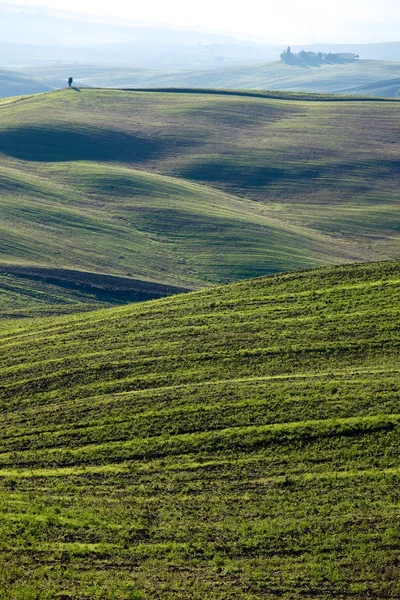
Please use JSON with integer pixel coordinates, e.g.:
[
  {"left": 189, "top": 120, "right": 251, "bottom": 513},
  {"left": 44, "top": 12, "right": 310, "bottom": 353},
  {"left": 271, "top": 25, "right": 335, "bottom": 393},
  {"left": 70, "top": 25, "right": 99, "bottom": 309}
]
[{"left": 280, "top": 47, "right": 359, "bottom": 65}]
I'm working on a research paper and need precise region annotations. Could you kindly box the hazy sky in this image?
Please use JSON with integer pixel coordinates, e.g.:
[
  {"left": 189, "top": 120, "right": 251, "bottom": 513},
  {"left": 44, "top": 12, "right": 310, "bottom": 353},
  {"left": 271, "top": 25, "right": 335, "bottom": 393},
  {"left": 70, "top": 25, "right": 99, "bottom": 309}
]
[{"left": 3, "top": 0, "right": 400, "bottom": 42}]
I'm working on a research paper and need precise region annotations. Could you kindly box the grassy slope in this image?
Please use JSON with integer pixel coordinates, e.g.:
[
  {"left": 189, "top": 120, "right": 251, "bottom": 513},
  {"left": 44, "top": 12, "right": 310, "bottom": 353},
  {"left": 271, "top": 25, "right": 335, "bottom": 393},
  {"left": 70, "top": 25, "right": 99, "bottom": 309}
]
[
  {"left": 0, "top": 260, "right": 399, "bottom": 598},
  {"left": 1, "top": 158, "right": 347, "bottom": 283},
  {"left": 28, "top": 60, "right": 400, "bottom": 96},
  {"left": 351, "top": 78, "right": 400, "bottom": 98},
  {"left": 0, "top": 89, "right": 399, "bottom": 301}
]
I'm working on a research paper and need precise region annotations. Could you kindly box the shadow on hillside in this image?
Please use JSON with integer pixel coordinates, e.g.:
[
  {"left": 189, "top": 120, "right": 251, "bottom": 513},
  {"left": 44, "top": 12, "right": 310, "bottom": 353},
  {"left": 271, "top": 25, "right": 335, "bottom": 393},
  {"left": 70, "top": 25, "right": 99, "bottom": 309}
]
[
  {"left": 0, "top": 265, "right": 189, "bottom": 304},
  {"left": 178, "top": 160, "right": 320, "bottom": 188},
  {"left": 178, "top": 157, "right": 400, "bottom": 193},
  {"left": 0, "top": 126, "right": 172, "bottom": 162}
]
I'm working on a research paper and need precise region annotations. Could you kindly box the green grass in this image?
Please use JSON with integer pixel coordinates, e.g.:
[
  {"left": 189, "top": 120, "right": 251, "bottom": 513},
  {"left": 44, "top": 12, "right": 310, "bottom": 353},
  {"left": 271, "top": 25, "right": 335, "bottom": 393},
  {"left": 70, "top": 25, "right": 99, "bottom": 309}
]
[
  {"left": 0, "top": 260, "right": 399, "bottom": 598},
  {"left": 0, "top": 88, "right": 399, "bottom": 317}
]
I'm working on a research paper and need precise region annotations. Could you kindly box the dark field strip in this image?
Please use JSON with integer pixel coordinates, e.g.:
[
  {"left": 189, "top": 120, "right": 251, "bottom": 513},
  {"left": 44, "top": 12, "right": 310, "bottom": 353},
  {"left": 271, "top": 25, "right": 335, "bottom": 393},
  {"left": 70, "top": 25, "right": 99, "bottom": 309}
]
[
  {"left": 118, "top": 87, "right": 400, "bottom": 102},
  {"left": 1, "top": 261, "right": 400, "bottom": 599},
  {"left": 0, "top": 265, "right": 189, "bottom": 296},
  {"left": 0, "top": 267, "right": 189, "bottom": 319}
]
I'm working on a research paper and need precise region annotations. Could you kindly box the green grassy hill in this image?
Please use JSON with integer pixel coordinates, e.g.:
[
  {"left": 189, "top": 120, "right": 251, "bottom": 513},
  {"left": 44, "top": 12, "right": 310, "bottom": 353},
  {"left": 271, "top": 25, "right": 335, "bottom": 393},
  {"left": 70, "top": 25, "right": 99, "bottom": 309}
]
[
  {"left": 29, "top": 60, "right": 400, "bottom": 96},
  {"left": 0, "top": 88, "right": 399, "bottom": 316},
  {"left": 1, "top": 260, "right": 399, "bottom": 598}
]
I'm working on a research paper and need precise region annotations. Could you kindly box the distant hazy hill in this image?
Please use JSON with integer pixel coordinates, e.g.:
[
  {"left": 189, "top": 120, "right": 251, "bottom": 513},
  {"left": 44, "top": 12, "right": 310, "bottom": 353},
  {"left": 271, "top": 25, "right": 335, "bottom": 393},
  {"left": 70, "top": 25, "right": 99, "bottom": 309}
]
[
  {"left": 30, "top": 60, "right": 400, "bottom": 97},
  {"left": 350, "top": 77, "right": 400, "bottom": 97},
  {"left": 2, "top": 4, "right": 400, "bottom": 73},
  {"left": 0, "top": 68, "right": 52, "bottom": 98},
  {"left": 290, "top": 41, "right": 400, "bottom": 62},
  {"left": 0, "top": 3, "right": 278, "bottom": 70}
]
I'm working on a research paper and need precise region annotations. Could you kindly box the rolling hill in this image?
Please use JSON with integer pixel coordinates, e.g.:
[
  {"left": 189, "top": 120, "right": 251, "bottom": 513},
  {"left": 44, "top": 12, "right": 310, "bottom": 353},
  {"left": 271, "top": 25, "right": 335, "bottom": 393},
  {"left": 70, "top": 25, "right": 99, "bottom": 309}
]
[
  {"left": 0, "top": 67, "right": 52, "bottom": 99},
  {"left": 28, "top": 60, "right": 400, "bottom": 97},
  {"left": 350, "top": 77, "right": 400, "bottom": 98},
  {"left": 0, "top": 87, "right": 399, "bottom": 318},
  {"left": 1, "top": 260, "right": 399, "bottom": 598}
]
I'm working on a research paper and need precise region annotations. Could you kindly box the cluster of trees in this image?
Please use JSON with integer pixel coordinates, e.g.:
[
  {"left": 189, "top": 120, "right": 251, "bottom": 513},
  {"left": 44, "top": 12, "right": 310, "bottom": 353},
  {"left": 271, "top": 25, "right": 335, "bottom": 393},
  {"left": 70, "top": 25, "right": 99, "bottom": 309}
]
[{"left": 280, "top": 47, "right": 359, "bottom": 65}]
